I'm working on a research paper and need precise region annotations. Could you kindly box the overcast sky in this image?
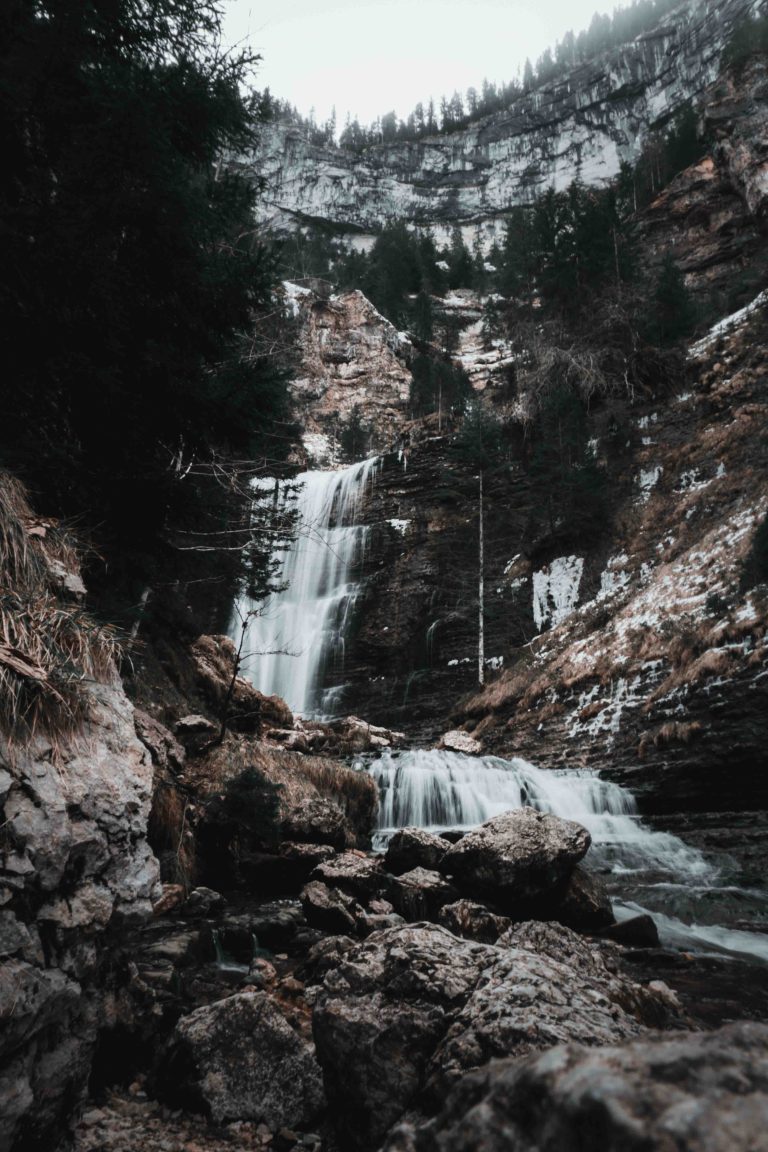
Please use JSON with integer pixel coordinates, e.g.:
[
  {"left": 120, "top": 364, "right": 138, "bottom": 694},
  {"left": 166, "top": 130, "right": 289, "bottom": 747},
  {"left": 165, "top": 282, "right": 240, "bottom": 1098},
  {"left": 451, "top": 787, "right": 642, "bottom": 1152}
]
[{"left": 222, "top": 0, "right": 615, "bottom": 126}]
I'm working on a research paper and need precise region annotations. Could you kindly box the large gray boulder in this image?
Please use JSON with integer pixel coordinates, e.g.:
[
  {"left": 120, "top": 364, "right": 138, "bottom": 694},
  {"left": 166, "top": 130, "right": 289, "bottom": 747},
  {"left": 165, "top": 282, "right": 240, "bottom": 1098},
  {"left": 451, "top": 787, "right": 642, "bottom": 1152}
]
[
  {"left": 385, "top": 1022, "right": 768, "bottom": 1152},
  {"left": 439, "top": 807, "right": 590, "bottom": 909},
  {"left": 390, "top": 868, "right": 460, "bottom": 922},
  {"left": 313, "top": 924, "right": 497, "bottom": 1151},
  {"left": 313, "top": 921, "right": 673, "bottom": 1152},
  {"left": 282, "top": 798, "right": 352, "bottom": 849},
  {"left": 384, "top": 828, "right": 448, "bottom": 875},
  {"left": 311, "top": 851, "right": 387, "bottom": 900},
  {"left": 160, "top": 990, "right": 324, "bottom": 1127}
]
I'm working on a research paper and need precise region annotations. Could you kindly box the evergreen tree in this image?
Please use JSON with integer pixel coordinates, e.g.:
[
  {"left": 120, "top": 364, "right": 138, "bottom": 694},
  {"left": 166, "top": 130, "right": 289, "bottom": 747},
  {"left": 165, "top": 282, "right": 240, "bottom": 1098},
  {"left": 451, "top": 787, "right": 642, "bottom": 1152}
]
[
  {"left": 650, "top": 255, "right": 696, "bottom": 346},
  {"left": 0, "top": 0, "right": 292, "bottom": 608}
]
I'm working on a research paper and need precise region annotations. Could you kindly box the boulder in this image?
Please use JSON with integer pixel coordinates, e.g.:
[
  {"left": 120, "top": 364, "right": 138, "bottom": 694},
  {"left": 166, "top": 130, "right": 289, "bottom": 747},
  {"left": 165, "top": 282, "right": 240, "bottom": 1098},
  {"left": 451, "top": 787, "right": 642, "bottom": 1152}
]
[
  {"left": 390, "top": 869, "right": 460, "bottom": 922},
  {"left": 241, "top": 843, "right": 336, "bottom": 895},
  {"left": 300, "top": 881, "right": 361, "bottom": 936},
  {"left": 297, "top": 936, "right": 357, "bottom": 986},
  {"left": 384, "top": 828, "right": 447, "bottom": 875},
  {"left": 311, "top": 852, "right": 387, "bottom": 901},
  {"left": 439, "top": 807, "right": 590, "bottom": 910},
  {"left": 551, "top": 864, "right": 614, "bottom": 932},
  {"left": 174, "top": 714, "right": 217, "bottom": 752},
  {"left": 313, "top": 921, "right": 677, "bottom": 1151},
  {"left": 426, "top": 925, "right": 648, "bottom": 1101},
  {"left": 601, "top": 913, "right": 660, "bottom": 948},
  {"left": 439, "top": 730, "right": 482, "bottom": 755},
  {"left": 281, "top": 798, "right": 352, "bottom": 850},
  {"left": 313, "top": 924, "right": 497, "bottom": 1152},
  {"left": 384, "top": 1023, "right": 768, "bottom": 1152},
  {"left": 185, "top": 887, "right": 226, "bottom": 917},
  {"left": 160, "top": 990, "right": 324, "bottom": 1127},
  {"left": 438, "top": 900, "right": 511, "bottom": 944}
]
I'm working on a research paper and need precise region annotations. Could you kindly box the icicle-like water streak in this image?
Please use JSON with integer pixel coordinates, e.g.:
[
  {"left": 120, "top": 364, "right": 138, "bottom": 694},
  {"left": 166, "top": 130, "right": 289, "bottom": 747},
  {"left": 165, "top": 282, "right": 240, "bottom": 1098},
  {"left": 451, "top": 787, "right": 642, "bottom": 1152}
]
[
  {"left": 236, "top": 458, "right": 379, "bottom": 718},
  {"left": 371, "top": 749, "right": 768, "bottom": 963}
]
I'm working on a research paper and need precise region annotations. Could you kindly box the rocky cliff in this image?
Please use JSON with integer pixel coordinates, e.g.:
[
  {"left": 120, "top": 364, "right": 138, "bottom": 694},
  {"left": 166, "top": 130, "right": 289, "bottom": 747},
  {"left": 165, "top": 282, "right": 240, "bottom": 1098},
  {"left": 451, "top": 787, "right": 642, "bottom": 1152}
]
[
  {"left": 0, "top": 483, "right": 159, "bottom": 1151},
  {"left": 242, "top": 0, "right": 758, "bottom": 238}
]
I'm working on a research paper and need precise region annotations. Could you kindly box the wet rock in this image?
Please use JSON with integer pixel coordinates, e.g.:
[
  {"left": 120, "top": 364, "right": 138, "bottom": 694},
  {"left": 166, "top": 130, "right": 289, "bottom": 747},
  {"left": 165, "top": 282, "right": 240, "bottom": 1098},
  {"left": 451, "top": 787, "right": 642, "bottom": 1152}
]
[
  {"left": 300, "top": 881, "right": 361, "bottom": 936},
  {"left": 439, "top": 730, "right": 482, "bottom": 755},
  {"left": 601, "top": 913, "right": 661, "bottom": 948},
  {"left": 152, "top": 884, "right": 186, "bottom": 916},
  {"left": 160, "top": 990, "right": 324, "bottom": 1127},
  {"left": 185, "top": 887, "right": 226, "bottom": 917},
  {"left": 390, "top": 868, "right": 460, "bottom": 922},
  {"left": 385, "top": 1022, "right": 768, "bottom": 1152},
  {"left": 438, "top": 900, "right": 511, "bottom": 944},
  {"left": 282, "top": 799, "right": 352, "bottom": 850},
  {"left": 384, "top": 828, "right": 447, "bottom": 876},
  {"left": 551, "top": 864, "right": 614, "bottom": 932},
  {"left": 311, "top": 852, "right": 386, "bottom": 900},
  {"left": 439, "top": 807, "right": 590, "bottom": 910}
]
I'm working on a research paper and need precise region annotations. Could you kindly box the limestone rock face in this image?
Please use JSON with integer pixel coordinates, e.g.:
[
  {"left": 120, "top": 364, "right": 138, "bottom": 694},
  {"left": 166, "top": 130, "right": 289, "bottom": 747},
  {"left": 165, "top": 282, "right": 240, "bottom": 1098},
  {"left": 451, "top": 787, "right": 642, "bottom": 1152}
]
[
  {"left": 384, "top": 1022, "right": 768, "bottom": 1152},
  {"left": 286, "top": 287, "right": 412, "bottom": 461},
  {"left": 245, "top": 0, "right": 746, "bottom": 236},
  {"left": 0, "top": 680, "right": 159, "bottom": 1152},
  {"left": 439, "top": 807, "right": 590, "bottom": 908},
  {"left": 160, "top": 990, "right": 325, "bottom": 1127}
]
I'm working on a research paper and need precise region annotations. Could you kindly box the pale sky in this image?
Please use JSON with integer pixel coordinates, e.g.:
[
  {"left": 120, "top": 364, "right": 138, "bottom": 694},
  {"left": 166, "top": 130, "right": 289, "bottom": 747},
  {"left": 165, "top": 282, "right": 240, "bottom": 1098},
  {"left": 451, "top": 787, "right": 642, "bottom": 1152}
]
[{"left": 222, "top": 0, "right": 615, "bottom": 126}]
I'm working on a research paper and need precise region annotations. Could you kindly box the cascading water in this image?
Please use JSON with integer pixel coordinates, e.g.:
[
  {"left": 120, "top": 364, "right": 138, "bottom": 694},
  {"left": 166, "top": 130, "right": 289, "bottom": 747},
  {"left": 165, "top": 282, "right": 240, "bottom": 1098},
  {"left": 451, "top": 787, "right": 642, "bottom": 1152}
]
[
  {"left": 371, "top": 748, "right": 768, "bottom": 964},
  {"left": 235, "top": 458, "right": 378, "bottom": 718}
]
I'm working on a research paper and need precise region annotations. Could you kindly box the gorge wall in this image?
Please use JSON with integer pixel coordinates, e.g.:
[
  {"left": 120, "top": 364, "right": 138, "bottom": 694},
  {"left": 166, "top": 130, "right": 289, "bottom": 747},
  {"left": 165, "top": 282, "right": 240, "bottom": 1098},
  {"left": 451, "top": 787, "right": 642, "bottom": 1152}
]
[{"left": 240, "top": 0, "right": 759, "bottom": 239}]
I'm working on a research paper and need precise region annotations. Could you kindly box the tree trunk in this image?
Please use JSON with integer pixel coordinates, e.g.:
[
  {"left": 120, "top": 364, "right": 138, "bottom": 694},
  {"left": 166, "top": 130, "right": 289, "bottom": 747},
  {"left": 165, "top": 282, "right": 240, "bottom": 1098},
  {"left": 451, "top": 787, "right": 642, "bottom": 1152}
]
[{"left": 478, "top": 472, "right": 485, "bottom": 686}]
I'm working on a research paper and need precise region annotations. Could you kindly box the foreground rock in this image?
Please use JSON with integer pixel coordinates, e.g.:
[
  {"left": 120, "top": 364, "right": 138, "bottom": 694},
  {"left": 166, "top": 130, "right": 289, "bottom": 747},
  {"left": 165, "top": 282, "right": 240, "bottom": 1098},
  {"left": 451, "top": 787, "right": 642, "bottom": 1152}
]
[
  {"left": 282, "top": 798, "right": 353, "bottom": 850},
  {"left": 160, "top": 991, "right": 324, "bottom": 1128},
  {"left": 439, "top": 807, "right": 590, "bottom": 911},
  {"left": 385, "top": 1022, "right": 768, "bottom": 1152},
  {"left": 0, "top": 683, "right": 158, "bottom": 1152},
  {"left": 384, "top": 828, "right": 447, "bottom": 875},
  {"left": 313, "top": 921, "right": 675, "bottom": 1150}
]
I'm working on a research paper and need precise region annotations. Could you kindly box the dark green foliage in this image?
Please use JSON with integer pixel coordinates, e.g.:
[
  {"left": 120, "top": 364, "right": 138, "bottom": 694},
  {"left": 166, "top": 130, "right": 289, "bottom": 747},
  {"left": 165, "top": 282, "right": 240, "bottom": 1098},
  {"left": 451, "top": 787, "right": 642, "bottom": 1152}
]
[
  {"left": 446, "top": 229, "right": 474, "bottom": 290},
  {"left": 410, "top": 290, "right": 436, "bottom": 343},
  {"left": 648, "top": 255, "right": 697, "bottom": 346},
  {"left": 452, "top": 406, "right": 505, "bottom": 472},
  {"left": 741, "top": 513, "right": 768, "bottom": 591},
  {"left": 0, "top": 0, "right": 292, "bottom": 612},
  {"left": 410, "top": 355, "right": 471, "bottom": 421},
  {"left": 527, "top": 386, "right": 610, "bottom": 551},
  {"left": 723, "top": 8, "right": 768, "bottom": 73},
  {"left": 339, "top": 407, "right": 370, "bottom": 463}
]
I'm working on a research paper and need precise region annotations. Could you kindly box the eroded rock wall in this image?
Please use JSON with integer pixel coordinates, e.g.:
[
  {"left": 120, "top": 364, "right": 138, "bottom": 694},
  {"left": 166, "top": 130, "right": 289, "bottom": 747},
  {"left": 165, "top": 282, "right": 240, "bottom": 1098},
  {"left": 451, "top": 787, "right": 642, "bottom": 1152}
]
[{"left": 242, "top": 0, "right": 757, "bottom": 236}]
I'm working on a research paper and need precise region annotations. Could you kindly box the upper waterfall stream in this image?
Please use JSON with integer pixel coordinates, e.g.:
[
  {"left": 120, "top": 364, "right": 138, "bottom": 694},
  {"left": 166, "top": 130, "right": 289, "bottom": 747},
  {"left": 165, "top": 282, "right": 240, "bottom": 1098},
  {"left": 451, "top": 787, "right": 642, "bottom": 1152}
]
[
  {"left": 371, "top": 748, "right": 768, "bottom": 965},
  {"left": 235, "top": 459, "right": 379, "bottom": 718}
]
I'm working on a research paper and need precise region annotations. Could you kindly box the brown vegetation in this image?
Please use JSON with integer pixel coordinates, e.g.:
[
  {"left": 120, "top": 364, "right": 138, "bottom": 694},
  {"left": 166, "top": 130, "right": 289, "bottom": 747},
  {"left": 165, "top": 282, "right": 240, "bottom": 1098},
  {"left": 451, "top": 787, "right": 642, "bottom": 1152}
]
[{"left": 0, "top": 472, "right": 119, "bottom": 744}]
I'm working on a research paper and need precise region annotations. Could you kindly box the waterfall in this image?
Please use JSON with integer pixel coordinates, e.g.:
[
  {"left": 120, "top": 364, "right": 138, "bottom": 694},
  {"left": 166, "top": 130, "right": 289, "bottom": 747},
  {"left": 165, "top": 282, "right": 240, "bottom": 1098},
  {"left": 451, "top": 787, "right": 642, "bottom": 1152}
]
[
  {"left": 371, "top": 749, "right": 768, "bottom": 964},
  {"left": 236, "top": 458, "right": 379, "bottom": 718}
]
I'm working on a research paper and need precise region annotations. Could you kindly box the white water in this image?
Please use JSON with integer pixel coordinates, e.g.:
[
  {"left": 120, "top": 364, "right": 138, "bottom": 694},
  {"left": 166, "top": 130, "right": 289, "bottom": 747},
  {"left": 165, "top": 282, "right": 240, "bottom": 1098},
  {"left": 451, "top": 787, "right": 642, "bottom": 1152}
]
[
  {"left": 235, "top": 459, "right": 378, "bottom": 718},
  {"left": 371, "top": 748, "right": 768, "bottom": 964}
]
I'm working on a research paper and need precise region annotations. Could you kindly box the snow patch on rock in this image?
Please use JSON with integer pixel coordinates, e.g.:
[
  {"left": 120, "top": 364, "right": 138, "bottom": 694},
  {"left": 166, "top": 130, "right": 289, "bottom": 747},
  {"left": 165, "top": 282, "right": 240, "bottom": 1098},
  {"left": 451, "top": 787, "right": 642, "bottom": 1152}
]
[{"left": 533, "top": 556, "right": 584, "bottom": 631}]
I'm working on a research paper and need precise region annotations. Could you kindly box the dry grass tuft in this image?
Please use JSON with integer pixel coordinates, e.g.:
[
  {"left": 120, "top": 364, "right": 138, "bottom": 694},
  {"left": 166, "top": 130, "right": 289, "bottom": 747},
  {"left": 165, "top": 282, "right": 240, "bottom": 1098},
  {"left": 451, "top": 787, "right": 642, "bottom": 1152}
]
[{"left": 0, "top": 471, "right": 119, "bottom": 744}]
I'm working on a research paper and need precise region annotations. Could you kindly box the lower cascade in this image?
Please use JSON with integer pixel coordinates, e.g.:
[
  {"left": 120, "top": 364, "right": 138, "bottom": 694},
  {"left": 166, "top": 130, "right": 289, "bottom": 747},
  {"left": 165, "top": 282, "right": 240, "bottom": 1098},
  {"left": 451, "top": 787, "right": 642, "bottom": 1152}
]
[
  {"left": 371, "top": 748, "right": 768, "bottom": 964},
  {"left": 235, "top": 458, "right": 378, "bottom": 718}
]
